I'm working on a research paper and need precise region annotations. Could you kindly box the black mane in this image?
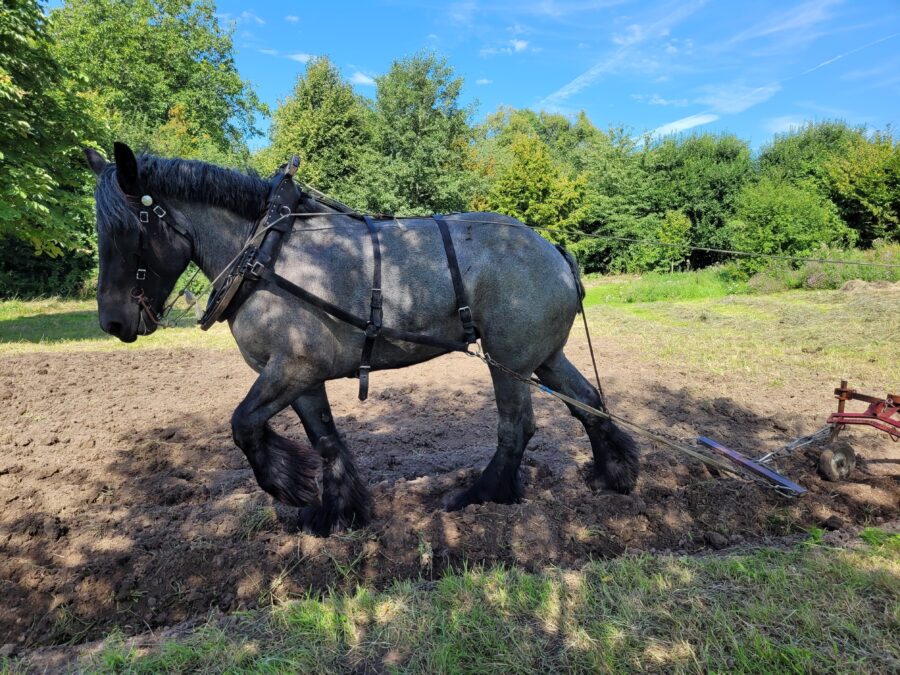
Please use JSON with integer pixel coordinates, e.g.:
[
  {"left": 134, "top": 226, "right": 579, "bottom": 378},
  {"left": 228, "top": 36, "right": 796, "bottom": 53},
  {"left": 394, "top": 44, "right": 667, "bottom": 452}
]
[{"left": 94, "top": 154, "right": 269, "bottom": 234}]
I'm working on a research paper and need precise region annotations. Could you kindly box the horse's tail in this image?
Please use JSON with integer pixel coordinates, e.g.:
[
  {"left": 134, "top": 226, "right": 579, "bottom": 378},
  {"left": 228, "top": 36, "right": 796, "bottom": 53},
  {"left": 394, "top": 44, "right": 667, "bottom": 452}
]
[{"left": 554, "top": 244, "right": 586, "bottom": 307}]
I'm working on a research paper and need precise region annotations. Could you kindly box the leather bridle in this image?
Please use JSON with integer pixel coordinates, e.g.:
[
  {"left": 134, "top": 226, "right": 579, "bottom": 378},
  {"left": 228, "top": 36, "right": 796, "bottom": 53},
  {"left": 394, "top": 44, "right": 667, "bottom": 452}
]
[{"left": 120, "top": 190, "right": 193, "bottom": 328}]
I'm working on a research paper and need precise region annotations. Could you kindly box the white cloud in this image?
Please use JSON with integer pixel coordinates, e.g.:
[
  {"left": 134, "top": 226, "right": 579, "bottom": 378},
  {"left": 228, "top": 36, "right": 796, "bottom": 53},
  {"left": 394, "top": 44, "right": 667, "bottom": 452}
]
[
  {"left": 240, "top": 10, "right": 265, "bottom": 25},
  {"left": 258, "top": 49, "right": 278, "bottom": 56},
  {"left": 612, "top": 24, "right": 646, "bottom": 46},
  {"left": 765, "top": 116, "right": 806, "bottom": 135},
  {"left": 350, "top": 71, "right": 376, "bottom": 86},
  {"left": 632, "top": 93, "right": 689, "bottom": 107},
  {"left": 481, "top": 39, "right": 532, "bottom": 56},
  {"left": 284, "top": 15, "right": 299, "bottom": 23},
  {"left": 694, "top": 82, "right": 781, "bottom": 114},
  {"left": 287, "top": 53, "right": 313, "bottom": 63},
  {"left": 540, "top": 0, "right": 707, "bottom": 107},
  {"left": 476, "top": 78, "right": 493, "bottom": 85},
  {"left": 651, "top": 113, "right": 720, "bottom": 136},
  {"left": 718, "top": 0, "right": 840, "bottom": 49},
  {"left": 447, "top": 1, "right": 477, "bottom": 26}
]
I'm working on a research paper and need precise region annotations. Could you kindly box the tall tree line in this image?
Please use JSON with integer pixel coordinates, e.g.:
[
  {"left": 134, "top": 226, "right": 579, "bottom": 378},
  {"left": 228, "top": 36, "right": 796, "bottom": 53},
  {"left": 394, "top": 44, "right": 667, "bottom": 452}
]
[
  {"left": 1, "top": 0, "right": 897, "bottom": 296},
  {"left": 262, "top": 57, "right": 897, "bottom": 274}
]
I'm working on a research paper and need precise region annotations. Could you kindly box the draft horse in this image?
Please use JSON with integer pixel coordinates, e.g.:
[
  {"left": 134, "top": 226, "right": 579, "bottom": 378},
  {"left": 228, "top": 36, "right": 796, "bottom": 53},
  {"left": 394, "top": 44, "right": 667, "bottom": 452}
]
[{"left": 85, "top": 142, "right": 639, "bottom": 535}]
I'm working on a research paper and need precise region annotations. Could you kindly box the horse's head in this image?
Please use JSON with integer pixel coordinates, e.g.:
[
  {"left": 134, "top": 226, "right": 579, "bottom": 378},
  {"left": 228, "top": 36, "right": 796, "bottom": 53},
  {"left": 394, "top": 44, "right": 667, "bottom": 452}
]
[{"left": 85, "top": 143, "right": 193, "bottom": 342}]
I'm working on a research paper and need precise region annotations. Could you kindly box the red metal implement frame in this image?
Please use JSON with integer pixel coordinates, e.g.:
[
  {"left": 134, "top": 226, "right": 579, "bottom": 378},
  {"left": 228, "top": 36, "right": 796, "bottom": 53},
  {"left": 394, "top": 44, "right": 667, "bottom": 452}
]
[{"left": 827, "top": 380, "right": 899, "bottom": 441}]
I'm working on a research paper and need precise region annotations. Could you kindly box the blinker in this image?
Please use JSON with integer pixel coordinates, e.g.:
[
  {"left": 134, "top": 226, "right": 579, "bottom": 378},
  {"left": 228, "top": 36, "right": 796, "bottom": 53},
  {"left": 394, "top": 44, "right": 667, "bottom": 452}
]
[{"left": 141, "top": 195, "right": 153, "bottom": 207}]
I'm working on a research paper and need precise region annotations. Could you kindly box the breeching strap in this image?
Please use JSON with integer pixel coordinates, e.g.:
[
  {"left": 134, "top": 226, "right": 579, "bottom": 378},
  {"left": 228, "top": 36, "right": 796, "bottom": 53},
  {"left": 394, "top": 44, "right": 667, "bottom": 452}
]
[{"left": 433, "top": 216, "right": 478, "bottom": 346}]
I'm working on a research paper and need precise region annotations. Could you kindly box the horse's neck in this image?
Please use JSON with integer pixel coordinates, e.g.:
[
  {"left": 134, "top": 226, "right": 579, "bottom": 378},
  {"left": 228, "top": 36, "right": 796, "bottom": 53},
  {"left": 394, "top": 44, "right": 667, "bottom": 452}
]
[
  {"left": 181, "top": 196, "right": 346, "bottom": 284},
  {"left": 177, "top": 201, "right": 251, "bottom": 283}
]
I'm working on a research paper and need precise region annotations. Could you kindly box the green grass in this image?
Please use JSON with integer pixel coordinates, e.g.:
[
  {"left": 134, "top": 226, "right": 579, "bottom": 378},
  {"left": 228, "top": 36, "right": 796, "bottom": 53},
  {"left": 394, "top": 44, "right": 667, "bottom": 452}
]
[
  {"left": 0, "top": 297, "right": 233, "bottom": 354},
  {"left": 583, "top": 288, "right": 898, "bottom": 390},
  {"left": 60, "top": 531, "right": 900, "bottom": 673},
  {"left": 584, "top": 266, "right": 751, "bottom": 305},
  {"left": 584, "top": 244, "right": 899, "bottom": 306}
]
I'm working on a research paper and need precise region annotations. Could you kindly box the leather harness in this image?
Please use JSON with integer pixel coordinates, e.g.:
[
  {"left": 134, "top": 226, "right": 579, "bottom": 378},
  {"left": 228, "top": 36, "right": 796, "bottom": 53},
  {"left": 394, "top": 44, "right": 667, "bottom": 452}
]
[{"left": 199, "top": 158, "right": 479, "bottom": 400}]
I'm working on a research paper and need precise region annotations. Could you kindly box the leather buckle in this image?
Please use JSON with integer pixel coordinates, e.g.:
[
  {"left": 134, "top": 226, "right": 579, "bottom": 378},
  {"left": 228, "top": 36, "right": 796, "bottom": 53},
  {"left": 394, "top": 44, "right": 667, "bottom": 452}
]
[
  {"left": 152, "top": 205, "right": 167, "bottom": 218},
  {"left": 247, "top": 260, "right": 265, "bottom": 279},
  {"left": 136, "top": 268, "right": 147, "bottom": 281}
]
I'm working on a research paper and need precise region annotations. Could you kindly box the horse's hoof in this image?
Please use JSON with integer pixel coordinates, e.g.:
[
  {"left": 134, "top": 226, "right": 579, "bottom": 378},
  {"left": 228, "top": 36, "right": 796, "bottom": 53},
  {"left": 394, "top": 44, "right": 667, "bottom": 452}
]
[
  {"left": 445, "top": 489, "right": 480, "bottom": 512},
  {"left": 445, "top": 477, "right": 523, "bottom": 512},
  {"left": 587, "top": 458, "right": 638, "bottom": 494},
  {"left": 298, "top": 501, "right": 370, "bottom": 537}
]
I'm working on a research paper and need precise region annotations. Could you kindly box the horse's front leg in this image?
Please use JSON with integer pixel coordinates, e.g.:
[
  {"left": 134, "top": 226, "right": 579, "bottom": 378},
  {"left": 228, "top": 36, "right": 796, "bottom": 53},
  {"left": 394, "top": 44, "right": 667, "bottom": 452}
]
[
  {"left": 291, "top": 384, "right": 372, "bottom": 536},
  {"left": 231, "top": 359, "right": 321, "bottom": 507}
]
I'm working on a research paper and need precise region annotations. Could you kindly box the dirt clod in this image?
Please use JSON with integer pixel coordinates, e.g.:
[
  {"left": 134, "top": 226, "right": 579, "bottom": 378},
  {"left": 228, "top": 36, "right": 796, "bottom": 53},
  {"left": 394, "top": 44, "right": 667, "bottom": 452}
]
[
  {"left": 823, "top": 515, "right": 845, "bottom": 531},
  {"left": 704, "top": 531, "right": 729, "bottom": 549}
]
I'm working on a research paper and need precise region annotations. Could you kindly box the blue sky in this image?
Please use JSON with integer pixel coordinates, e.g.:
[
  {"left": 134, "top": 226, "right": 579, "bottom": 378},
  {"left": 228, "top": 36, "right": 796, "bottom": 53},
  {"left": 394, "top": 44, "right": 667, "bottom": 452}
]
[{"left": 217, "top": 0, "right": 900, "bottom": 149}]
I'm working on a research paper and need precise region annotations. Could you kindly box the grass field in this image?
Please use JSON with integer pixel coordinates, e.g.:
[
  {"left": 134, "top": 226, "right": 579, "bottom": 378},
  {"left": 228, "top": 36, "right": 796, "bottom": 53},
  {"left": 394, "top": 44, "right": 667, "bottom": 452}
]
[
  {"left": 0, "top": 298, "right": 233, "bottom": 354},
  {"left": 4, "top": 283, "right": 895, "bottom": 389},
  {"left": 584, "top": 287, "right": 898, "bottom": 391},
  {"left": 47, "top": 530, "right": 900, "bottom": 673}
]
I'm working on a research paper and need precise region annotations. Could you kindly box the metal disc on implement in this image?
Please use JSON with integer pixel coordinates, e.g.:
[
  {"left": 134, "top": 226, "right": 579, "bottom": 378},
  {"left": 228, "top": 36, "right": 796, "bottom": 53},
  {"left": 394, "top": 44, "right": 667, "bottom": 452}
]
[{"left": 818, "top": 441, "right": 856, "bottom": 481}]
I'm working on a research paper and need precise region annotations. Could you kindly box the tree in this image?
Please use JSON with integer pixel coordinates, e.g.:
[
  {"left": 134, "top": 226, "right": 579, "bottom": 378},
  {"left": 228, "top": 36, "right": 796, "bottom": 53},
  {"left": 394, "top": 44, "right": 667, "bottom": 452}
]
[
  {"left": 479, "top": 107, "right": 599, "bottom": 169},
  {"left": 640, "top": 134, "right": 753, "bottom": 263},
  {"left": 758, "top": 121, "right": 864, "bottom": 188},
  {"left": 370, "top": 52, "right": 474, "bottom": 214},
  {"left": 478, "top": 132, "right": 586, "bottom": 235},
  {"left": 824, "top": 131, "right": 899, "bottom": 245},
  {"left": 727, "top": 177, "right": 856, "bottom": 272},
  {"left": 0, "top": 0, "right": 97, "bottom": 254},
  {"left": 50, "top": 0, "right": 264, "bottom": 161},
  {"left": 626, "top": 210, "right": 692, "bottom": 273},
  {"left": 253, "top": 57, "right": 374, "bottom": 206}
]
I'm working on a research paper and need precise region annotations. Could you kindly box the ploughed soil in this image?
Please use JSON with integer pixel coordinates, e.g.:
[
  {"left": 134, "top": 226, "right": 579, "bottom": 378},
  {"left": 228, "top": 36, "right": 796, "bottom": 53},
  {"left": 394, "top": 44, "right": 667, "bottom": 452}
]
[{"left": 0, "top": 337, "right": 897, "bottom": 650}]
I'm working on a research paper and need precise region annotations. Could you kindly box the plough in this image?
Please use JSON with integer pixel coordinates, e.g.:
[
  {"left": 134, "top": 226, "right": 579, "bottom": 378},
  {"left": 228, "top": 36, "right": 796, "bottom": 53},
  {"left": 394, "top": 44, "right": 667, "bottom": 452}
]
[{"left": 697, "top": 381, "right": 898, "bottom": 495}]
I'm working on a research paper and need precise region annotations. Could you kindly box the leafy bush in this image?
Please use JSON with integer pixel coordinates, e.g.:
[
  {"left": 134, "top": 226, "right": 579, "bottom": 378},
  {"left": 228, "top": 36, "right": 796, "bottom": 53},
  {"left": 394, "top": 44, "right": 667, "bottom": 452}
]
[
  {"left": 728, "top": 178, "right": 856, "bottom": 273},
  {"left": 824, "top": 131, "right": 900, "bottom": 246}
]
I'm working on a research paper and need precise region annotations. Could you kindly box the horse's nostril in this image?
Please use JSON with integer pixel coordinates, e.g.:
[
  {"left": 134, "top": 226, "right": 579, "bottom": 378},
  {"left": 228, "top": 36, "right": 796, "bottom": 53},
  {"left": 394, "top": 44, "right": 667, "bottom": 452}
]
[{"left": 107, "top": 321, "right": 123, "bottom": 336}]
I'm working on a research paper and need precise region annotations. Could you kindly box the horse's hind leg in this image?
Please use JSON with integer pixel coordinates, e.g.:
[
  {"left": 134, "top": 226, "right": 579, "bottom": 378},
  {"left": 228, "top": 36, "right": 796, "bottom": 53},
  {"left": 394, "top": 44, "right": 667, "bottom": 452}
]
[
  {"left": 231, "top": 361, "right": 321, "bottom": 507},
  {"left": 291, "top": 384, "right": 372, "bottom": 536},
  {"left": 447, "top": 371, "right": 535, "bottom": 511},
  {"left": 535, "top": 350, "right": 639, "bottom": 493}
]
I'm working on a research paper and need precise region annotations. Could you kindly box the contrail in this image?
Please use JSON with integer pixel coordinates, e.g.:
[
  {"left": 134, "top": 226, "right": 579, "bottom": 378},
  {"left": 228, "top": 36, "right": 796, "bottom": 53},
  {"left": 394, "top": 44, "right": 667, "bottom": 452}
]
[{"left": 801, "top": 31, "right": 900, "bottom": 76}]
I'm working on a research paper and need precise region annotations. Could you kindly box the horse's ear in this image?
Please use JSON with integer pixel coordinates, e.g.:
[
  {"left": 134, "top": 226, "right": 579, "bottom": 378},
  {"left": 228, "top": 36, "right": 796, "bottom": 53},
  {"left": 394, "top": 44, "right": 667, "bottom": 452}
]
[
  {"left": 113, "top": 141, "right": 139, "bottom": 195},
  {"left": 83, "top": 147, "right": 107, "bottom": 176}
]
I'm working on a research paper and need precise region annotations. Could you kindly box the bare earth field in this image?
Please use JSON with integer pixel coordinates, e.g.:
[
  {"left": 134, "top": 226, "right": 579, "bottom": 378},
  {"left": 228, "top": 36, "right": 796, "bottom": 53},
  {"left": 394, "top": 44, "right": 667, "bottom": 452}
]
[{"left": 1, "top": 286, "right": 897, "bottom": 660}]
